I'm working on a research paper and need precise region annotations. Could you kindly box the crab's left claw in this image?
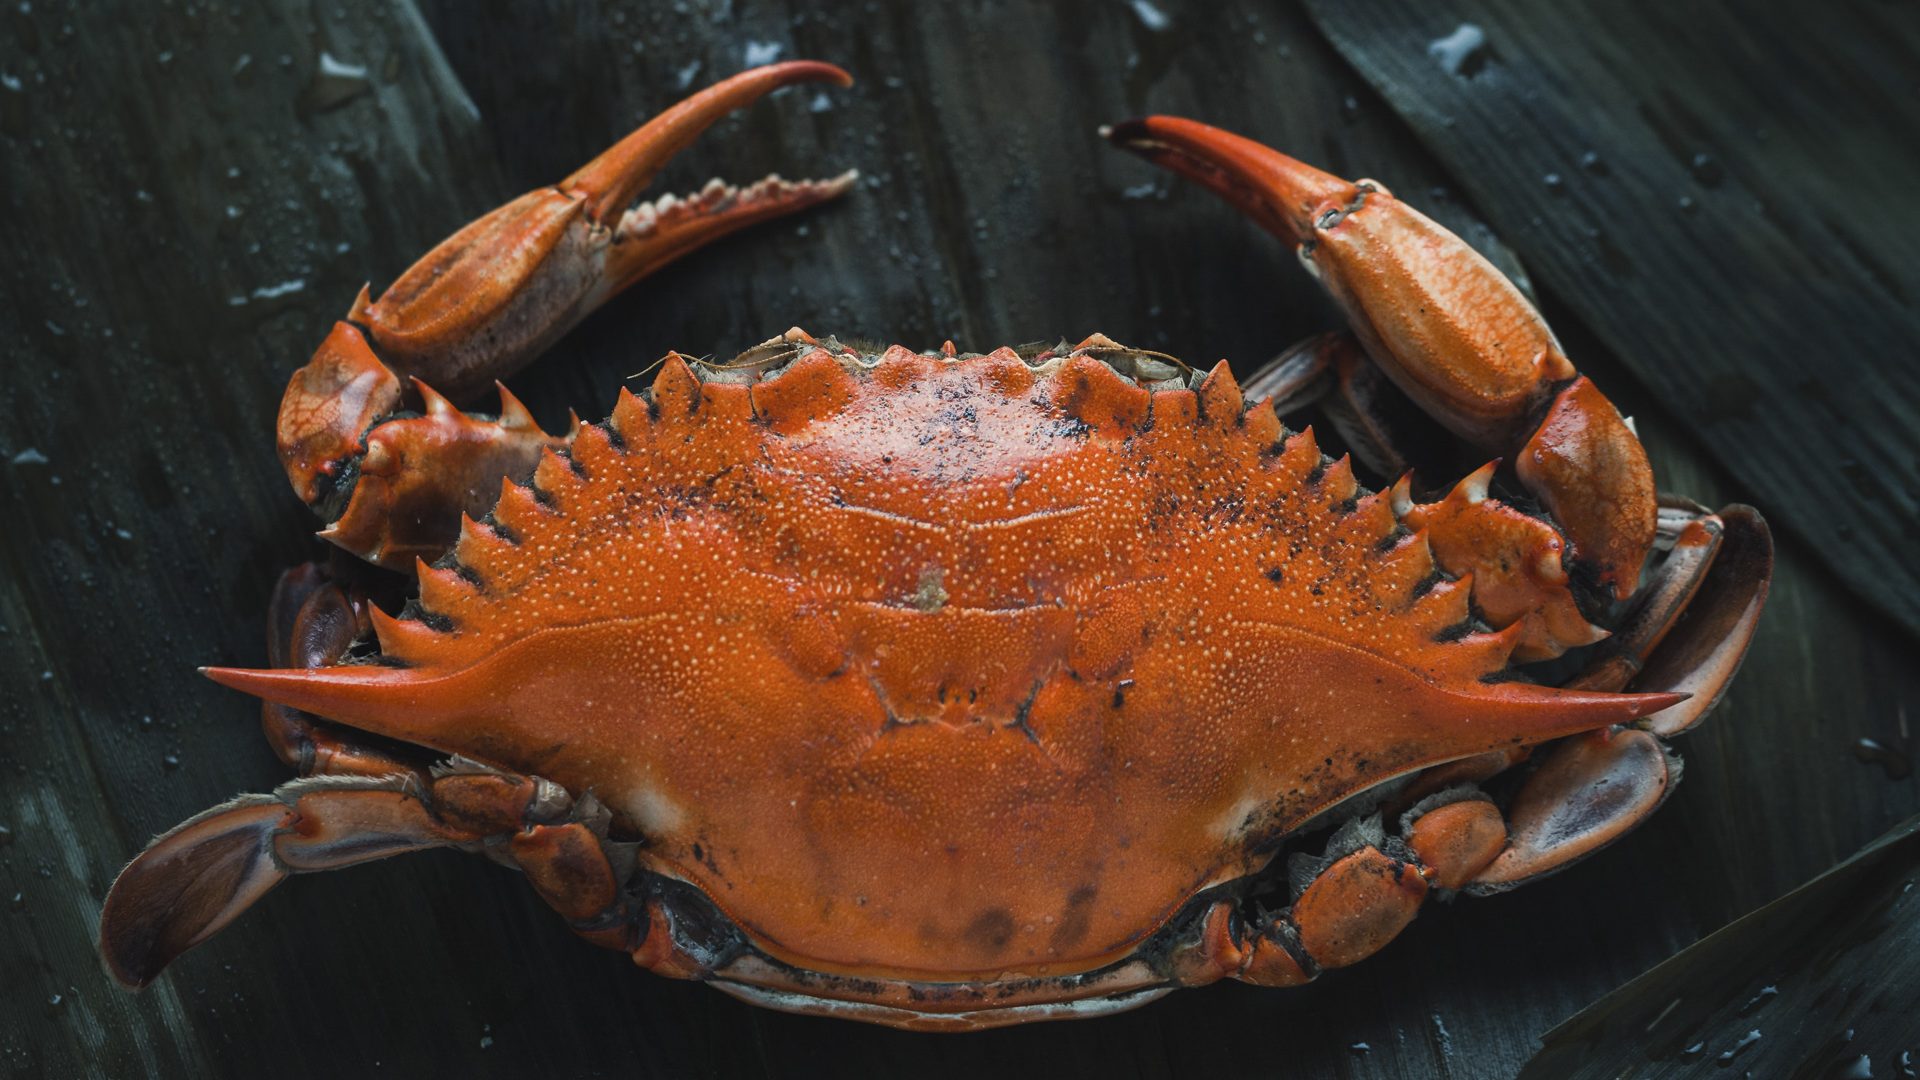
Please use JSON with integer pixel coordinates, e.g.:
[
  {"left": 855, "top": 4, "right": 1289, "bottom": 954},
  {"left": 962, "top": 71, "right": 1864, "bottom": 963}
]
[
  {"left": 278, "top": 62, "right": 856, "bottom": 570},
  {"left": 1107, "top": 118, "right": 1657, "bottom": 643}
]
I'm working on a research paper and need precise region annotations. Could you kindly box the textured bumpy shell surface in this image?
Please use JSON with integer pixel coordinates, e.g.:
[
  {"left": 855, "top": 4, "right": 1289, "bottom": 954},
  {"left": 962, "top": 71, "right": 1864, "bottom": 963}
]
[{"left": 225, "top": 343, "right": 1673, "bottom": 981}]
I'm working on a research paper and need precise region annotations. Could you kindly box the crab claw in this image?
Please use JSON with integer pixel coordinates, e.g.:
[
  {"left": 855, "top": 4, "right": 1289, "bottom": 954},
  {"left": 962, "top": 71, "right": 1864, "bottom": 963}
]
[
  {"left": 1106, "top": 117, "right": 1654, "bottom": 601},
  {"left": 354, "top": 59, "right": 857, "bottom": 401},
  {"left": 276, "top": 62, "right": 856, "bottom": 569}
]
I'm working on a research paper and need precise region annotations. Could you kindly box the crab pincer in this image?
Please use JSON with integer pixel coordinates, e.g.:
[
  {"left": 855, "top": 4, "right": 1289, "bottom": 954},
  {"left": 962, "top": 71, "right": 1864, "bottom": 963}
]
[
  {"left": 1106, "top": 117, "right": 1654, "bottom": 657},
  {"left": 1109, "top": 117, "right": 1771, "bottom": 906},
  {"left": 279, "top": 61, "right": 857, "bottom": 569}
]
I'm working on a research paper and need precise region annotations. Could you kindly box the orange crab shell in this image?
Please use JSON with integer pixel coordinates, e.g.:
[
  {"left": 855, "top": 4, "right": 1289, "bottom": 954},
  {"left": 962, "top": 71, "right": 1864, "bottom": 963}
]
[{"left": 211, "top": 341, "right": 1678, "bottom": 985}]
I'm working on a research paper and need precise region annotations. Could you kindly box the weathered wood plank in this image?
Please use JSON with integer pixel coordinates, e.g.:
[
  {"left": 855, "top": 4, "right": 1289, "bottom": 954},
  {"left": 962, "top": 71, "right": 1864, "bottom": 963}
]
[
  {"left": 1522, "top": 813, "right": 1920, "bottom": 1077},
  {"left": 3, "top": 2, "right": 1916, "bottom": 1077},
  {"left": 1305, "top": 0, "right": 1920, "bottom": 640}
]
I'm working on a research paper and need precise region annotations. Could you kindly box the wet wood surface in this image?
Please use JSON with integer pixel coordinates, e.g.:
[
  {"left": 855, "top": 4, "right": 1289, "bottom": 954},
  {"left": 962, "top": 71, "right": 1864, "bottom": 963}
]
[{"left": 2, "top": 2, "right": 1915, "bottom": 1076}]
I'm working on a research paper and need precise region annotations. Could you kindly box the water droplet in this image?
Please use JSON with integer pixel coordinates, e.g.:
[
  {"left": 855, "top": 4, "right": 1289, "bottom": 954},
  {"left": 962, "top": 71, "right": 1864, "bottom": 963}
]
[
  {"left": 1737, "top": 984, "right": 1777, "bottom": 1015},
  {"left": 674, "top": 60, "right": 703, "bottom": 90},
  {"left": 1349, "top": 1041, "right": 1371, "bottom": 1056},
  {"left": 1840, "top": 1054, "right": 1874, "bottom": 1080},
  {"left": 1678, "top": 195, "right": 1698, "bottom": 215},
  {"left": 1543, "top": 172, "right": 1565, "bottom": 194},
  {"left": 1579, "top": 150, "right": 1609, "bottom": 176},
  {"left": 1128, "top": 0, "right": 1172, "bottom": 33},
  {"left": 0, "top": 70, "right": 25, "bottom": 137},
  {"left": 162, "top": 751, "right": 181, "bottom": 771},
  {"left": 1853, "top": 737, "right": 1912, "bottom": 780},
  {"left": 10, "top": 447, "right": 48, "bottom": 466},
  {"left": 303, "top": 52, "right": 370, "bottom": 114},
  {"left": 742, "top": 40, "right": 783, "bottom": 66},
  {"left": 808, "top": 91, "right": 834, "bottom": 114},
  {"left": 1690, "top": 152, "right": 1724, "bottom": 188},
  {"left": 1718, "top": 1029, "right": 1761, "bottom": 1063},
  {"left": 1428, "top": 23, "right": 1489, "bottom": 78}
]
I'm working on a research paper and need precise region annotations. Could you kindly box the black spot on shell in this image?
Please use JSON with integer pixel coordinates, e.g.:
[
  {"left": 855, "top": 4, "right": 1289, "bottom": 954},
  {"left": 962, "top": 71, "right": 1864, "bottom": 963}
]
[{"left": 962, "top": 908, "right": 1016, "bottom": 952}]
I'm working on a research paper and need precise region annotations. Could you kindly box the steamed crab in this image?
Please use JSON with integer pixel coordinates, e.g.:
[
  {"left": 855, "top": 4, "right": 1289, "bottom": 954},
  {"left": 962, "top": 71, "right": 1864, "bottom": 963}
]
[{"left": 99, "top": 62, "right": 1771, "bottom": 1030}]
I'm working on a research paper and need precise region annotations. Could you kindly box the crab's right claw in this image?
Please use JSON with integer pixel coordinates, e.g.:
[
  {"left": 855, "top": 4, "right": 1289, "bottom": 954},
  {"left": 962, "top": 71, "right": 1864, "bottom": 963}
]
[
  {"left": 278, "top": 61, "right": 856, "bottom": 570},
  {"left": 349, "top": 59, "right": 857, "bottom": 400},
  {"left": 1107, "top": 117, "right": 1656, "bottom": 616}
]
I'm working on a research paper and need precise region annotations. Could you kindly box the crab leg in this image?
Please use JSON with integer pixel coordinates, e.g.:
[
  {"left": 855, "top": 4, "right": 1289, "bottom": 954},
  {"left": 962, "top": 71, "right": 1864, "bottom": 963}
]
[
  {"left": 1108, "top": 119, "right": 1657, "bottom": 658},
  {"left": 1172, "top": 798, "right": 1504, "bottom": 989},
  {"left": 1468, "top": 505, "right": 1771, "bottom": 890},
  {"left": 279, "top": 61, "right": 856, "bottom": 570},
  {"left": 1241, "top": 330, "right": 1457, "bottom": 484},
  {"left": 98, "top": 758, "right": 632, "bottom": 989},
  {"left": 258, "top": 563, "right": 429, "bottom": 778}
]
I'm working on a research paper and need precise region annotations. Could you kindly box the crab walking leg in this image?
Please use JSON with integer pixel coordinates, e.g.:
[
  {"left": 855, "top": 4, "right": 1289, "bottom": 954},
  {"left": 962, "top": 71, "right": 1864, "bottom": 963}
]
[
  {"left": 1469, "top": 506, "right": 1772, "bottom": 890},
  {"left": 259, "top": 563, "right": 429, "bottom": 778},
  {"left": 1241, "top": 330, "right": 1450, "bottom": 483},
  {"left": 1106, "top": 119, "right": 1657, "bottom": 647},
  {"left": 1171, "top": 801, "right": 1503, "bottom": 989},
  {"left": 98, "top": 759, "right": 631, "bottom": 989},
  {"left": 278, "top": 61, "right": 857, "bottom": 571}
]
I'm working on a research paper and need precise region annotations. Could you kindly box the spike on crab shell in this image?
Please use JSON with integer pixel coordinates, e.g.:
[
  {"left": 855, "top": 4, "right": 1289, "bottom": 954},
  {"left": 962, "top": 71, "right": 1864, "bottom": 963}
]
[
  {"left": 1317, "top": 455, "right": 1359, "bottom": 504},
  {"left": 416, "top": 556, "right": 478, "bottom": 614},
  {"left": 1389, "top": 473, "right": 1417, "bottom": 517},
  {"left": 1458, "top": 617, "right": 1531, "bottom": 670},
  {"left": 650, "top": 352, "right": 704, "bottom": 417},
  {"left": 1371, "top": 528, "right": 1441, "bottom": 609},
  {"left": 1334, "top": 490, "right": 1398, "bottom": 545},
  {"left": 1240, "top": 397, "right": 1283, "bottom": 445},
  {"left": 610, "top": 385, "right": 654, "bottom": 442},
  {"left": 201, "top": 662, "right": 447, "bottom": 734},
  {"left": 1048, "top": 354, "right": 1152, "bottom": 432},
  {"left": 1195, "top": 361, "right": 1244, "bottom": 424},
  {"left": 492, "top": 472, "right": 553, "bottom": 536}
]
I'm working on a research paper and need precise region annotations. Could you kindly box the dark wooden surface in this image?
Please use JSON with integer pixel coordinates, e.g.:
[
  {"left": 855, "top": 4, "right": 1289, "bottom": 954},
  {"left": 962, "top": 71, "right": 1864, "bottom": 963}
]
[
  {"left": 1307, "top": 0, "right": 1920, "bottom": 642},
  {"left": 2, "top": 2, "right": 1915, "bottom": 1077},
  {"left": 1522, "top": 811, "right": 1920, "bottom": 1078}
]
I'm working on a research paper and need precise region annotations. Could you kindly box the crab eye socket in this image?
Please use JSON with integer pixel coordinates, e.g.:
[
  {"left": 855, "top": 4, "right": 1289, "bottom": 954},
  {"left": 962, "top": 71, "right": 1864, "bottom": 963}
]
[{"left": 1316, "top": 208, "right": 1344, "bottom": 230}]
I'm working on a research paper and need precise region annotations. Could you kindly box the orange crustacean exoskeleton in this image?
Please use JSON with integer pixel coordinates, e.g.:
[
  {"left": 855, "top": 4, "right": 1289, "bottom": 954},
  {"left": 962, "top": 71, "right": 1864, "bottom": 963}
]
[{"left": 97, "top": 61, "right": 1772, "bottom": 1030}]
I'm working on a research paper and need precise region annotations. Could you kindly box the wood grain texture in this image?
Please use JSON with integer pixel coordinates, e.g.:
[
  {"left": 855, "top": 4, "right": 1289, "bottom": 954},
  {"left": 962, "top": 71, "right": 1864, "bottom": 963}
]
[
  {"left": 1523, "top": 812, "right": 1920, "bottom": 1078},
  {"left": 2, "top": 1, "right": 1915, "bottom": 1076},
  {"left": 1305, "top": 0, "right": 1920, "bottom": 640}
]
